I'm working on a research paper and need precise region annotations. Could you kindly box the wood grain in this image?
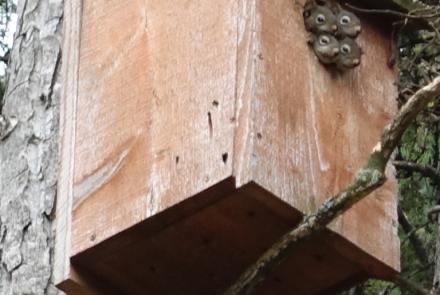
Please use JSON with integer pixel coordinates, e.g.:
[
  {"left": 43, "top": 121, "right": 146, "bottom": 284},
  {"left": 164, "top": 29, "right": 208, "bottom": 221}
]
[
  {"left": 234, "top": 0, "right": 399, "bottom": 270},
  {"left": 56, "top": 0, "right": 400, "bottom": 292},
  {"left": 71, "top": 0, "right": 239, "bottom": 256},
  {"left": 54, "top": 0, "right": 82, "bottom": 286},
  {"left": 70, "top": 183, "right": 385, "bottom": 295}
]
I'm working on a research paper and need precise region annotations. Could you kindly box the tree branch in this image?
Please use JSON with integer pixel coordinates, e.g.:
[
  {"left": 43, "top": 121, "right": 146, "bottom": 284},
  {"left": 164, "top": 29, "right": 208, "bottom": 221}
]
[
  {"left": 344, "top": 3, "right": 440, "bottom": 20},
  {"left": 392, "top": 274, "right": 430, "bottom": 295},
  {"left": 398, "top": 206, "right": 430, "bottom": 265},
  {"left": 393, "top": 161, "right": 440, "bottom": 185},
  {"left": 223, "top": 76, "right": 440, "bottom": 295},
  {"left": 428, "top": 205, "right": 440, "bottom": 219}
]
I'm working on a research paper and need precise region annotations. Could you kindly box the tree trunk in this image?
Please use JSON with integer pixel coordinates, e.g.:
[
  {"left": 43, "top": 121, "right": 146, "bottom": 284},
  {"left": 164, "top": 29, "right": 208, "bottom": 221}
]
[{"left": 0, "top": 0, "right": 63, "bottom": 294}]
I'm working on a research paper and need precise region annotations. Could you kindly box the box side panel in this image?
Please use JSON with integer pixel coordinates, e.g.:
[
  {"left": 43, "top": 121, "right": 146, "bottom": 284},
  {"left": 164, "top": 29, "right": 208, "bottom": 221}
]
[
  {"left": 71, "top": 0, "right": 239, "bottom": 255},
  {"left": 237, "top": 0, "right": 399, "bottom": 271}
]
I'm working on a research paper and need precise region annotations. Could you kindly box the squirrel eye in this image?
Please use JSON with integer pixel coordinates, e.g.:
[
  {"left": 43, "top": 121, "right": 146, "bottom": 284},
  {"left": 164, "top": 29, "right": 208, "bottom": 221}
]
[
  {"left": 340, "top": 15, "right": 350, "bottom": 25},
  {"left": 341, "top": 44, "right": 351, "bottom": 53},
  {"left": 316, "top": 14, "right": 326, "bottom": 24},
  {"left": 319, "top": 36, "right": 330, "bottom": 45}
]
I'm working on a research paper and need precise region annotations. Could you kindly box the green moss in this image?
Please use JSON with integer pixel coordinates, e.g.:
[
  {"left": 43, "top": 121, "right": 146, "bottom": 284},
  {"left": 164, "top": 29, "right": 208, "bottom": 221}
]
[{"left": 364, "top": 151, "right": 387, "bottom": 173}]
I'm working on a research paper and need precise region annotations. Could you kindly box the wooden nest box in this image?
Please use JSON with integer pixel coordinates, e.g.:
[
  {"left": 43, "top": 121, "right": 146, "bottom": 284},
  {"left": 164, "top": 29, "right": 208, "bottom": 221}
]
[{"left": 55, "top": 0, "right": 400, "bottom": 294}]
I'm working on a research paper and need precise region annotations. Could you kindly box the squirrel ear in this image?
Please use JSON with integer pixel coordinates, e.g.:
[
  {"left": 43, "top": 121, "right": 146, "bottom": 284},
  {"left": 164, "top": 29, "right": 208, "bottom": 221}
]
[
  {"left": 303, "top": 10, "right": 311, "bottom": 18},
  {"left": 315, "top": 0, "right": 327, "bottom": 5}
]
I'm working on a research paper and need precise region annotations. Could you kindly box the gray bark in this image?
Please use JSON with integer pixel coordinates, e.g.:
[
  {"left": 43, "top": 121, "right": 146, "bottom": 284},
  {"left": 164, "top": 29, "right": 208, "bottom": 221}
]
[{"left": 0, "top": 0, "right": 63, "bottom": 294}]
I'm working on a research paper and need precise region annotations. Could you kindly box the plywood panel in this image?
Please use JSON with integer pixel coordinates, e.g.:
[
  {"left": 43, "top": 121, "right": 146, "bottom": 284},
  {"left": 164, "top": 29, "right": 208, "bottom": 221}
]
[
  {"left": 234, "top": 0, "right": 399, "bottom": 270},
  {"left": 72, "top": 0, "right": 239, "bottom": 255}
]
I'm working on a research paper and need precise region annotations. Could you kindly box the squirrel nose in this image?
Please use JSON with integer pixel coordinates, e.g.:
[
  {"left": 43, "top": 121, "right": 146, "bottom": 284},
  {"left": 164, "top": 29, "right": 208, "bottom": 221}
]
[
  {"left": 332, "top": 48, "right": 340, "bottom": 56},
  {"left": 354, "top": 25, "right": 361, "bottom": 33},
  {"left": 331, "top": 25, "right": 338, "bottom": 32}
]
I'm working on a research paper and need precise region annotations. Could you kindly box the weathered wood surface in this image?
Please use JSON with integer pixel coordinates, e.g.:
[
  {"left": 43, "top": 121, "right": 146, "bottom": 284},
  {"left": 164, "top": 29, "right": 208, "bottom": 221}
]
[
  {"left": 71, "top": 0, "right": 238, "bottom": 257},
  {"left": 0, "top": 0, "right": 63, "bottom": 294},
  {"left": 54, "top": 0, "right": 82, "bottom": 288},
  {"left": 236, "top": 0, "right": 400, "bottom": 270},
  {"left": 55, "top": 0, "right": 400, "bottom": 292}
]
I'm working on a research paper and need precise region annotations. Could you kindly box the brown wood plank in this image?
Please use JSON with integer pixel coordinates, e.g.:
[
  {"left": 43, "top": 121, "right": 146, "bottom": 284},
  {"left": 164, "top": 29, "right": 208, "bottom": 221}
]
[
  {"left": 233, "top": 0, "right": 257, "bottom": 187},
  {"left": 57, "top": 268, "right": 113, "bottom": 295},
  {"left": 71, "top": 0, "right": 239, "bottom": 256},
  {"left": 54, "top": 0, "right": 82, "bottom": 287},
  {"left": 56, "top": 0, "right": 401, "bottom": 293},
  {"left": 72, "top": 178, "right": 236, "bottom": 263},
  {"left": 68, "top": 184, "right": 392, "bottom": 295},
  {"left": 233, "top": 0, "right": 400, "bottom": 272}
]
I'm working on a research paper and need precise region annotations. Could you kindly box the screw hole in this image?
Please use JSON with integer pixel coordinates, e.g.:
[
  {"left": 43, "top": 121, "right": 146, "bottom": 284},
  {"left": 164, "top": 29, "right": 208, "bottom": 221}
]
[
  {"left": 257, "top": 132, "right": 262, "bottom": 139},
  {"left": 222, "top": 153, "right": 229, "bottom": 164},
  {"left": 212, "top": 100, "right": 219, "bottom": 107},
  {"left": 175, "top": 156, "right": 180, "bottom": 164}
]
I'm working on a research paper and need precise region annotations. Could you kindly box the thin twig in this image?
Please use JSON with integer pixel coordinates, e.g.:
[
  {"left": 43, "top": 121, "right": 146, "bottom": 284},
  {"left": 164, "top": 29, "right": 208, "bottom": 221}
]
[
  {"left": 398, "top": 206, "right": 430, "bottom": 265},
  {"left": 392, "top": 274, "right": 430, "bottom": 295},
  {"left": 428, "top": 205, "right": 440, "bottom": 219},
  {"left": 394, "top": 161, "right": 440, "bottom": 185},
  {"left": 401, "top": 221, "right": 431, "bottom": 244},
  {"left": 344, "top": 3, "right": 440, "bottom": 20}
]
